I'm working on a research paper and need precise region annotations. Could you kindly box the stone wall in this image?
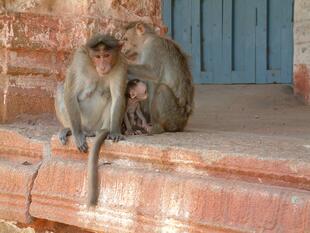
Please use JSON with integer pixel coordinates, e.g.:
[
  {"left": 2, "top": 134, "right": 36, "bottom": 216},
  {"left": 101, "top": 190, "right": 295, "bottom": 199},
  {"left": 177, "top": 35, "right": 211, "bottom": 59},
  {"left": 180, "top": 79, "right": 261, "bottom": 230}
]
[
  {"left": 0, "top": 0, "right": 163, "bottom": 122},
  {"left": 1, "top": 0, "right": 309, "bottom": 122},
  {"left": 294, "top": 0, "right": 310, "bottom": 104}
]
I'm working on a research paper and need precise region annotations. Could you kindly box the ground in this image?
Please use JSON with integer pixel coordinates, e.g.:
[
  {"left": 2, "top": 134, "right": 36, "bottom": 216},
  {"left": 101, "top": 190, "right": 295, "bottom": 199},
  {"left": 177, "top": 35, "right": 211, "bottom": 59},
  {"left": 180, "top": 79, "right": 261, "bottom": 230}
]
[
  {"left": 4, "top": 84, "right": 310, "bottom": 161},
  {"left": 1, "top": 84, "right": 309, "bottom": 233}
]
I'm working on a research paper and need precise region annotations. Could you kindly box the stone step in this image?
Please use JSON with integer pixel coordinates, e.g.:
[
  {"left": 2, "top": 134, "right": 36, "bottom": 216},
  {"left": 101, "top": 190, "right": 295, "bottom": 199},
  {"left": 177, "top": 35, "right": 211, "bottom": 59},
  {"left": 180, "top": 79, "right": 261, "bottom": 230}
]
[
  {"left": 0, "top": 127, "right": 309, "bottom": 232},
  {"left": 30, "top": 155, "right": 310, "bottom": 233}
]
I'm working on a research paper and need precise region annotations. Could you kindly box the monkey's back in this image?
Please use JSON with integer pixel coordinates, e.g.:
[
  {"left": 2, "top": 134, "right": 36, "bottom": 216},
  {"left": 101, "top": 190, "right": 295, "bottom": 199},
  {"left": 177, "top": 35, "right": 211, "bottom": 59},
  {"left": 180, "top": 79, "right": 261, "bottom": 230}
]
[{"left": 145, "top": 36, "right": 194, "bottom": 116}]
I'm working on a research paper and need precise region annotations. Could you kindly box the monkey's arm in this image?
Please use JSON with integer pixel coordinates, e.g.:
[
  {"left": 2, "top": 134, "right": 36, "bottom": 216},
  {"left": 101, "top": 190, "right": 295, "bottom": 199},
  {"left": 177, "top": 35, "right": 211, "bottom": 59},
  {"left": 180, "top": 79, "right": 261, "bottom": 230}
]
[
  {"left": 63, "top": 73, "right": 88, "bottom": 152},
  {"left": 109, "top": 72, "right": 127, "bottom": 140},
  {"left": 124, "top": 112, "right": 132, "bottom": 131},
  {"left": 136, "top": 104, "right": 147, "bottom": 126},
  {"left": 128, "top": 64, "right": 158, "bottom": 82}
]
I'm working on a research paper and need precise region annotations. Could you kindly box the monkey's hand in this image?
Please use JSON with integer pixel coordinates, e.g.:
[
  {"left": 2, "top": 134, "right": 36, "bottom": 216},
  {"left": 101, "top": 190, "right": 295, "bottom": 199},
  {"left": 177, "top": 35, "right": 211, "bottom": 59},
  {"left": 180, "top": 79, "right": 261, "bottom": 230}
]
[
  {"left": 107, "top": 133, "right": 125, "bottom": 142},
  {"left": 142, "top": 123, "right": 152, "bottom": 134},
  {"left": 125, "top": 129, "right": 135, "bottom": 136},
  {"left": 73, "top": 132, "right": 88, "bottom": 153}
]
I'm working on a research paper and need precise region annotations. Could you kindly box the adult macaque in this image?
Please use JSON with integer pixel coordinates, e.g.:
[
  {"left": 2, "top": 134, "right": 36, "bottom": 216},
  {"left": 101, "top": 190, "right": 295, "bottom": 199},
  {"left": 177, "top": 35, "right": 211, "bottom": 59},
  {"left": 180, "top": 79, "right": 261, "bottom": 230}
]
[
  {"left": 123, "top": 79, "right": 151, "bottom": 135},
  {"left": 122, "top": 22, "right": 194, "bottom": 133},
  {"left": 55, "top": 34, "right": 127, "bottom": 206}
]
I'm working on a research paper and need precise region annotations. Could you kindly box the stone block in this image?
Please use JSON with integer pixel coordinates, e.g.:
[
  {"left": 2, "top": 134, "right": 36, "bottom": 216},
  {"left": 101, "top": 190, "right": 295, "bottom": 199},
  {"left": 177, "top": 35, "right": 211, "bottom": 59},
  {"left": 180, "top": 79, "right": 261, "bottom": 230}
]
[
  {"left": 2, "top": 76, "right": 56, "bottom": 123},
  {"left": 3, "top": 0, "right": 89, "bottom": 17},
  {"left": 294, "top": 21, "right": 310, "bottom": 45},
  {"left": 294, "top": 0, "right": 310, "bottom": 22},
  {"left": 30, "top": 156, "right": 310, "bottom": 233},
  {"left": 294, "top": 42, "right": 310, "bottom": 65},
  {"left": 0, "top": 128, "right": 46, "bottom": 163},
  {"left": 6, "top": 49, "right": 58, "bottom": 76},
  {"left": 0, "top": 160, "right": 40, "bottom": 223},
  {"left": 9, "top": 13, "right": 59, "bottom": 51},
  {"left": 294, "top": 64, "right": 310, "bottom": 104},
  {"left": 50, "top": 135, "right": 310, "bottom": 192}
]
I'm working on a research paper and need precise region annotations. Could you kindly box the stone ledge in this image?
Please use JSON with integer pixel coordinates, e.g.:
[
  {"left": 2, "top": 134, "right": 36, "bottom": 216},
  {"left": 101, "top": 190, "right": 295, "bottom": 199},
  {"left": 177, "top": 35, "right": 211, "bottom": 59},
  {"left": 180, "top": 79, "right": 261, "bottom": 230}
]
[
  {"left": 51, "top": 133, "right": 310, "bottom": 192},
  {"left": 0, "top": 126, "right": 309, "bottom": 232},
  {"left": 0, "top": 129, "right": 46, "bottom": 163},
  {"left": 30, "top": 157, "right": 310, "bottom": 233}
]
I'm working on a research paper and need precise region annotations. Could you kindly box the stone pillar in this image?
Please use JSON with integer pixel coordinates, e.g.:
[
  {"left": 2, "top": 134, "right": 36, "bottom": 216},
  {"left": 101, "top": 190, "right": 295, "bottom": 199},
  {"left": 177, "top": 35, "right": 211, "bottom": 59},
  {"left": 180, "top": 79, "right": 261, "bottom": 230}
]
[
  {"left": 0, "top": 0, "right": 163, "bottom": 122},
  {"left": 293, "top": 0, "right": 310, "bottom": 104}
]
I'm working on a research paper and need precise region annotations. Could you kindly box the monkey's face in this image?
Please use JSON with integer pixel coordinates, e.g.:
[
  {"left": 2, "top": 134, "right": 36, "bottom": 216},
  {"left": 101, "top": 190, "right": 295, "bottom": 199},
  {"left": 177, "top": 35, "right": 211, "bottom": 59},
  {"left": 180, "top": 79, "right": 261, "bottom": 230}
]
[
  {"left": 130, "top": 82, "right": 148, "bottom": 101},
  {"left": 90, "top": 46, "right": 118, "bottom": 77},
  {"left": 122, "top": 27, "right": 145, "bottom": 58}
]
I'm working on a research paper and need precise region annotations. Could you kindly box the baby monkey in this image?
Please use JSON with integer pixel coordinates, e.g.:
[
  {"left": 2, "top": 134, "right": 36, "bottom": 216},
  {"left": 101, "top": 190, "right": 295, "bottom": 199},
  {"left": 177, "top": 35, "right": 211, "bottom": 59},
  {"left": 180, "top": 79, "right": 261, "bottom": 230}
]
[{"left": 124, "top": 79, "right": 151, "bottom": 135}]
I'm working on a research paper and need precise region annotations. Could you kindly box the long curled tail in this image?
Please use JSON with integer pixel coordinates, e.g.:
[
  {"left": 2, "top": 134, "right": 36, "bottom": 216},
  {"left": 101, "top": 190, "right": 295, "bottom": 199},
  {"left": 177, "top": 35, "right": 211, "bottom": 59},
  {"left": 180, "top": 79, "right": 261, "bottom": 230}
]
[{"left": 87, "top": 129, "right": 109, "bottom": 206}]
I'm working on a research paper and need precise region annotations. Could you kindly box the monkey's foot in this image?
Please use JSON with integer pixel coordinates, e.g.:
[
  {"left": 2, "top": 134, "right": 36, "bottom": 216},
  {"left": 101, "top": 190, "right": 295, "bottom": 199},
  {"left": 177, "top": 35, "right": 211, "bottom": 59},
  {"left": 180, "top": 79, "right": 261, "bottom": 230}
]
[
  {"left": 107, "top": 133, "right": 125, "bottom": 142},
  {"left": 124, "top": 130, "right": 135, "bottom": 136},
  {"left": 73, "top": 132, "right": 88, "bottom": 153},
  {"left": 149, "top": 124, "right": 164, "bottom": 134},
  {"left": 59, "top": 128, "right": 72, "bottom": 145}
]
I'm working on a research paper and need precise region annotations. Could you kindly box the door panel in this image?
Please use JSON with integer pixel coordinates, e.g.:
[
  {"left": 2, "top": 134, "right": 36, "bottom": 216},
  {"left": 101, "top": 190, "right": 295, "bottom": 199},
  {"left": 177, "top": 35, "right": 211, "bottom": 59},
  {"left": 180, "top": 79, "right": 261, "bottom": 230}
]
[
  {"left": 172, "top": 0, "right": 192, "bottom": 55},
  {"left": 162, "top": 0, "right": 293, "bottom": 84},
  {"left": 230, "top": 0, "right": 256, "bottom": 83}
]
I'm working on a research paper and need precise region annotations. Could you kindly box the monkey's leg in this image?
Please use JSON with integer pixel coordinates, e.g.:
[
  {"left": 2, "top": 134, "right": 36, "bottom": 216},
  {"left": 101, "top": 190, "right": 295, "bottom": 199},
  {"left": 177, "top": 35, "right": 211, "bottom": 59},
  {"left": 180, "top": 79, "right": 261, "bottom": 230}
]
[
  {"left": 59, "top": 128, "right": 72, "bottom": 145},
  {"left": 83, "top": 130, "right": 96, "bottom": 137},
  {"left": 151, "top": 84, "right": 187, "bottom": 132}
]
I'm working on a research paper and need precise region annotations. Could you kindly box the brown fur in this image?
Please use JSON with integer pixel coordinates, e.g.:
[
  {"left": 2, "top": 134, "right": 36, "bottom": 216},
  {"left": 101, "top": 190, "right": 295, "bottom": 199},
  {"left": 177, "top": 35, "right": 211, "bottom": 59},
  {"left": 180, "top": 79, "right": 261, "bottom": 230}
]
[
  {"left": 123, "top": 22, "right": 194, "bottom": 133},
  {"left": 55, "top": 34, "right": 127, "bottom": 206}
]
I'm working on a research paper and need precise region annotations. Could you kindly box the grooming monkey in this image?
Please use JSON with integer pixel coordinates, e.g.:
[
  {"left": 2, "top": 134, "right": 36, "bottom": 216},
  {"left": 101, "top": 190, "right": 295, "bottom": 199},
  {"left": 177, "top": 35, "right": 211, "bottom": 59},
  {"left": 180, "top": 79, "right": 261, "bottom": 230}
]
[
  {"left": 122, "top": 22, "right": 194, "bottom": 133},
  {"left": 55, "top": 34, "right": 127, "bottom": 206},
  {"left": 123, "top": 79, "right": 151, "bottom": 135}
]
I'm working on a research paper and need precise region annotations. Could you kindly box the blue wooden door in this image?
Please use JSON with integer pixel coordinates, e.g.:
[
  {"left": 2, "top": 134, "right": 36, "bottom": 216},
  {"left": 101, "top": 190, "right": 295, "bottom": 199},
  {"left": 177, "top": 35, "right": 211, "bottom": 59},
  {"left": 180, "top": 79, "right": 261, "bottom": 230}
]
[{"left": 162, "top": 0, "right": 293, "bottom": 84}]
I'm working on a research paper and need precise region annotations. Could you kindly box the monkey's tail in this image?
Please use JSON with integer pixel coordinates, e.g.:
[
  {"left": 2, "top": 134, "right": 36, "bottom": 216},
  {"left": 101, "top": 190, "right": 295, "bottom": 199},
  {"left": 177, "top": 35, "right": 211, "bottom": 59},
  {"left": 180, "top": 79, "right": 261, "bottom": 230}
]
[{"left": 87, "top": 129, "right": 109, "bottom": 207}]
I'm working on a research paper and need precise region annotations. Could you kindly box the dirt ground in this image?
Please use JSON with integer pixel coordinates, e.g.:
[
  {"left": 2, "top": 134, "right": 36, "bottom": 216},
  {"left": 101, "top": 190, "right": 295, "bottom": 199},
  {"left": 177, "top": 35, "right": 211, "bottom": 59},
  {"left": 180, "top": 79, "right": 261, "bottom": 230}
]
[{"left": 3, "top": 84, "right": 310, "bottom": 161}]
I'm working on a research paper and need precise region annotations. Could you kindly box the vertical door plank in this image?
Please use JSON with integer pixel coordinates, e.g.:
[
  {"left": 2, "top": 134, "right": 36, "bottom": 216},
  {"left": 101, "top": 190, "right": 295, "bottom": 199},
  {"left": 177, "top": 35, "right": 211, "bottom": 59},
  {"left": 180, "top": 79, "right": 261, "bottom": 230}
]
[
  {"left": 232, "top": 0, "right": 245, "bottom": 83},
  {"left": 191, "top": 0, "right": 202, "bottom": 83},
  {"left": 281, "top": 0, "right": 293, "bottom": 83},
  {"left": 213, "top": 0, "right": 224, "bottom": 83},
  {"left": 256, "top": 0, "right": 268, "bottom": 83},
  {"left": 244, "top": 0, "right": 256, "bottom": 83},
  {"left": 222, "top": 0, "right": 233, "bottom": 83},
  {"left": 267, "top": 0, "right": 282, "bottom": 83},
  {"left": 162, "top": 0, "right": 172, "bottom": 37},
  {"left": 172, "top": 0, "right": 192, "bottom": 55}
]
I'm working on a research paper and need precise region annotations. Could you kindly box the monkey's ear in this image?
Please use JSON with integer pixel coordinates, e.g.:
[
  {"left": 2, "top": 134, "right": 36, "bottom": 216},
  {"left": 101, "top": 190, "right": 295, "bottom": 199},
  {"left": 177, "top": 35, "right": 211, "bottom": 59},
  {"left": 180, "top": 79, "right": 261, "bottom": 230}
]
[{"left": 136, "top": 23, "right": 145, "bottom": 36}]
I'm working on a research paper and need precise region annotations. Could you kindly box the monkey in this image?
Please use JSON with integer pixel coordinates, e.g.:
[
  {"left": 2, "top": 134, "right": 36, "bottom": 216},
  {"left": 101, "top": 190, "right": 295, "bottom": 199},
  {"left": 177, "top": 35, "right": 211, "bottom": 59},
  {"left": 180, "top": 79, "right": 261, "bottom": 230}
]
[
  {"left": 54, "top": 33, "right": 127, "bottom": 206},
  {"left": 123, "top": 79, "right": 151, "bottom": 135},
  {"left": 122, "top": 22, "right": 194, "bottom": 134}
]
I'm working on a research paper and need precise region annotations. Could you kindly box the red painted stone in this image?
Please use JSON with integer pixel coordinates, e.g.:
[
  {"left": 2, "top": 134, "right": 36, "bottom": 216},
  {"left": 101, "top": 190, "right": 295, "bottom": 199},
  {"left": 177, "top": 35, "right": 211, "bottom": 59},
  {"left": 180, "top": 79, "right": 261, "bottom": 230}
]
[
  {"left": 0, "top": 160, "right": 40, "bottom": 223},
  {"left": 294, "top": 64, "right": 310, "bottom": 104},
  {"left": 50, "top": 135, "right": 310, "bottom": 192},
  {"left": 30, "top": 155, "right": 310, "bottom": 233},
  {"left": 0, "top": 129, "right": 45, "bottom": 163}
]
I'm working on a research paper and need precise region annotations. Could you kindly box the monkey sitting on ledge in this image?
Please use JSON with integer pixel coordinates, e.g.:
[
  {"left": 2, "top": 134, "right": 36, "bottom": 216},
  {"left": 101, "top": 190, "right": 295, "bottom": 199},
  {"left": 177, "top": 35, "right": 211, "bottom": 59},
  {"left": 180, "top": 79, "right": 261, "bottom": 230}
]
[
  {"left": 122, "top": 22, "right": 194, "bottom": 134},
  {"left": 55, "top": 33, "right": 127, "bottom": 206},
  {"left": 123, "top": 79, "right": 152, "bottom": 135}
]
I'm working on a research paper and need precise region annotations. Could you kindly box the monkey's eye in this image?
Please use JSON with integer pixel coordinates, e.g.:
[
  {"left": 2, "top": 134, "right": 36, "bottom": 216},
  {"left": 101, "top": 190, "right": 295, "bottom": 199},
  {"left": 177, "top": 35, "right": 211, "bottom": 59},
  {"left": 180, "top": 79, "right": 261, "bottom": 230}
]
[
  {"left": 103, "top": 53, "right": 111, "bottom": 58},
  {"left": 95, "top": 55, "right": 101, "bottom": 59}
]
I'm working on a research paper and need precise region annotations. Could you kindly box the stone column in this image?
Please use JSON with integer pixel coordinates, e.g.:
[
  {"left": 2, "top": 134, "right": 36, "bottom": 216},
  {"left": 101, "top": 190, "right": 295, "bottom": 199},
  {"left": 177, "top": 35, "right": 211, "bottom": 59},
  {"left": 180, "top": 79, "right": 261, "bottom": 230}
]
[{"left": 293, "top": 0, "right": 310, "bottom": 104}]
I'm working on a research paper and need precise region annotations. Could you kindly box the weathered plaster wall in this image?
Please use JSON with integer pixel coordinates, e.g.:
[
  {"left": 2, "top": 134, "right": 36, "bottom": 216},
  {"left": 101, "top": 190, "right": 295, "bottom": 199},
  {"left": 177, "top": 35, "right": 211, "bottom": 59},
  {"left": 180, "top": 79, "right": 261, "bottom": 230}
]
[
  {"left": 294, "top": 0, "right": 310, "bottom": 104},
  {"left": 0, "top": 0, "right": 163, "bottom": 122}
]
